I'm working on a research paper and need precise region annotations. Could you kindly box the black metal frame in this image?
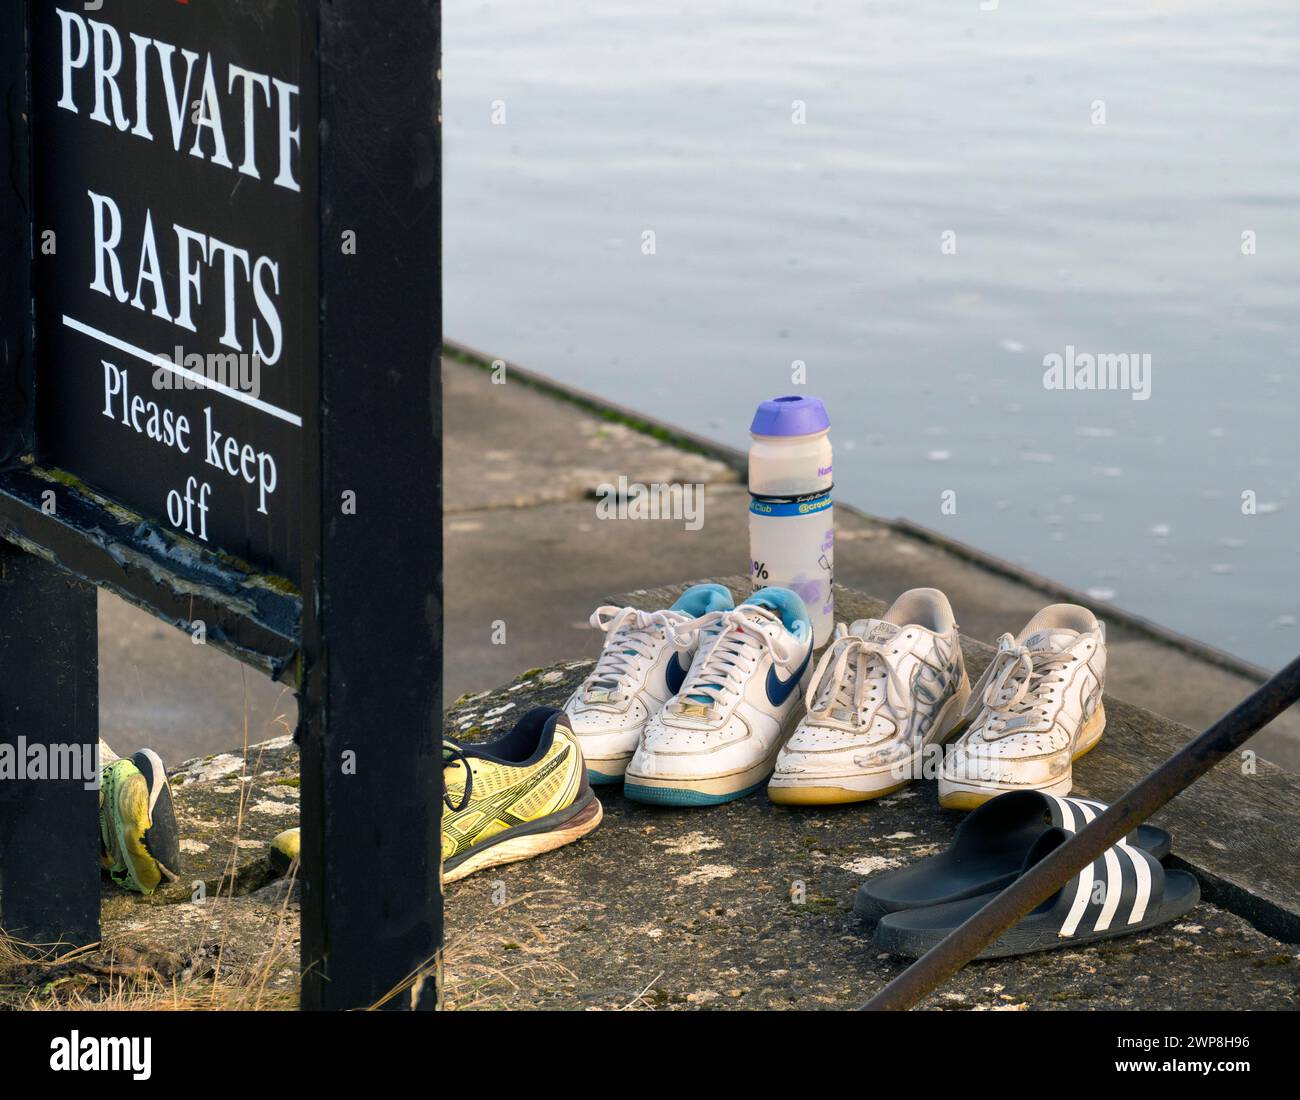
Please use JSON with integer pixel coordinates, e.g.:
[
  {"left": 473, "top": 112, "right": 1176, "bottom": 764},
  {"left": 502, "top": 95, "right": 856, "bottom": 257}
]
[
  {"left": 0, "top": 466, "right": 301, "bottom": 678},
  {"left": 298, "top": 0, "right": 443, "bottom": 1011},
  {"left": 0, "top": 0, "right": 443, "bottom": 1010},
  {"left": 0, "top": 1, "right": 31, "bottom": 471}
]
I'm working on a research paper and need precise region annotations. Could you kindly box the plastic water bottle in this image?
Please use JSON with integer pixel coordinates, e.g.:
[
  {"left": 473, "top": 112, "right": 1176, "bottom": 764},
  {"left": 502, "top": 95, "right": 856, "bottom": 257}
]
[{"left": 748, "top": 395, "right": 833, "bottom": 647}]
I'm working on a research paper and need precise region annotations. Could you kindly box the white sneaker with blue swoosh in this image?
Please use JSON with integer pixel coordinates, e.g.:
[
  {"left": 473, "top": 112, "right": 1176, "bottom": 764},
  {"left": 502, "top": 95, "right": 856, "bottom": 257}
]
[
  {"left": 564, "top": 583, "right": 734, "bottom": 784},
  {"left": 769, "top": 588, "right": 970, "bottom": 805},
  {"left": 623, "top": 587, "right": 813, "bottom": 806}
]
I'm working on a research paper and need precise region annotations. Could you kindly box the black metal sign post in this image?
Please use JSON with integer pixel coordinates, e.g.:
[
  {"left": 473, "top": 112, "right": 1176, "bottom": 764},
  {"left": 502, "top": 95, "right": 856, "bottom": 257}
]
[
  {"left": 0, "top": 1, "right": 442, "bottom": 1009},
  {"left": 0, "top": 550, "right": 101, "bottom": 951},
  {"left": 299, "top": 1, "right": 443, "bottom": 1010},
  {"left": 0, "top": 0, "right": 101, "bottom": 955}
]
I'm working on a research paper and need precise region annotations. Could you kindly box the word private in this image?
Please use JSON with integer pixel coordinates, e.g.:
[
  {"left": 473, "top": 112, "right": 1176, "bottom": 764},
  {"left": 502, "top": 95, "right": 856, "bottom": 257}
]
[{"left": 56, "top": 7, "right": 303, "bottom": 192}]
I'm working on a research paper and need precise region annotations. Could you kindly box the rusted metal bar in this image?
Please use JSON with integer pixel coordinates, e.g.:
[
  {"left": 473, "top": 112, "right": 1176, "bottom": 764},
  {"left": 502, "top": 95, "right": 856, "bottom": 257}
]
[{"left": 862, "top": 651, "right": 1300, "bottom": 1011}]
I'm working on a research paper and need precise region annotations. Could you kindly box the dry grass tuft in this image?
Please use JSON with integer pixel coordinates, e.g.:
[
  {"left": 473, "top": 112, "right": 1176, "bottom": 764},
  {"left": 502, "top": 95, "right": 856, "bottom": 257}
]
[
  {"left": 2, "top": 678, "right": 304, "bottom": 1012},
  {"left": 441, "top": 889, "right": 576, "bottom": 1010},
  {"left": 2, "top": 875, "right": 301, "bottom": 1011}
]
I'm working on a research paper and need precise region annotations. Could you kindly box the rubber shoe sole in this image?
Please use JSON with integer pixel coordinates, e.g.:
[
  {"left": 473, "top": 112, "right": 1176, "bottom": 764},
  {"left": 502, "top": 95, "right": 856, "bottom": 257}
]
[
  {"left": 442, "top": 791, "right": 603, "bottom": 884},
  {"left": 938, "top": 704, "right": 1107, "bottom": 811},
  {"left": 624, "top": 734, "right": 790, "bottom": 808},
  {"left": 623, "top": 778, "right": 766, "bottom": 806},
  {"left": 585, "top": 752, "right": 632, "bottom": 786},
  {"left": 769, "top": 679, "right": 971, "bottom": 806},
  {"left": 767, "top": 778, "right": 911, "bottom": 806}
]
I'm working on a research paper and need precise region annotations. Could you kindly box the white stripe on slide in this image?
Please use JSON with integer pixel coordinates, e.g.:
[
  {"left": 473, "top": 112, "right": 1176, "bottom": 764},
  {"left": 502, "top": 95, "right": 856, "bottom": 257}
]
[
  {"left": 1048, "top": 794, "right": 1075, "bottom": 831},
  {"left": 1118, "top": 843, "right": 1152, "bottom": 925},
  {"left": 1069, "top": 796, "right": 1134, "bottom": 847},
  {"left": 1059, "top": 855, "right": 1095, "bottom": 937},
  {"left": 1069, "top": 796, "right": 1106, "bottom": 813},
  {"left": 1069, "top": 798, "right": 1098, "bottom": 825},
  {"left": 1094, "top": 846, "right": 1124, "bottom": 932}
]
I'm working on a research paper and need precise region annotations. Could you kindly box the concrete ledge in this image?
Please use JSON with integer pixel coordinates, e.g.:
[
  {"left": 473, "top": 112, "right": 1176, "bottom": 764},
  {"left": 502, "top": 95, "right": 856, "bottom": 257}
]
[
  {"left": 444, "top": 339, "right": 748, "bottom": 473},
  {"left": 440, "top": 352, "right": 1300, "bottom": 771},
  {"left": 9, "top": 640, "right": 1296, "bottom": 1010}
]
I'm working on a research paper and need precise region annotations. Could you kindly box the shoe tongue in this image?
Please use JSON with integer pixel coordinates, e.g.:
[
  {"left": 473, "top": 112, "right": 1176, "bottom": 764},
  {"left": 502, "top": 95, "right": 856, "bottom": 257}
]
[
  {"left": 1023, "top": 627, "right": 1079, "bottom": 653},
  {"left": 816, "top": 620, "right": 894, "bottom": 723},
  {"left": 680, "top": 604, "right": 775, "bottom": 708},
  {"left": 854, "top": 619, "right": 901, "bottom": 645},
  {"left": 735, "top": 603, "right": 781, "bottom": 638}
]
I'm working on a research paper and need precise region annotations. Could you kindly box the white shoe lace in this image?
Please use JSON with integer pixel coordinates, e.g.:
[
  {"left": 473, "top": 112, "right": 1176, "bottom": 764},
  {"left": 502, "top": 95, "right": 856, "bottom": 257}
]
[
  {"left": 803, "top": 624, "right": 909, "bottom": 728},
  {"left": 666, "top": 608, "right": 801, "bottom": 713},
  {"left": 581, "top": 605, "right": 685, "bottom": 703},
  {"left": 962, "top": 633, "right": 1077, "bottom": 732}
]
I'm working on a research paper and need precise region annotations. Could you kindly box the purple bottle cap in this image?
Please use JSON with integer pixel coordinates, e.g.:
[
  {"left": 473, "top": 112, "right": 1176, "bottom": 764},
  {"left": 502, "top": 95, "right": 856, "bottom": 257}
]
[{"left": 750, "top": 395, "right": 830, "bottom": 437}]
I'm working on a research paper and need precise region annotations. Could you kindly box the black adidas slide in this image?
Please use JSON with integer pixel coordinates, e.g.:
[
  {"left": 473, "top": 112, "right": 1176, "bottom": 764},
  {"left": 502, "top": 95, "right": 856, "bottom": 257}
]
[
  {"left": 874, "top": 826, "right": 1199, "bottom": 959},
  {"left": 854, "top": 791, "right": 1170, "bottom": 926}
]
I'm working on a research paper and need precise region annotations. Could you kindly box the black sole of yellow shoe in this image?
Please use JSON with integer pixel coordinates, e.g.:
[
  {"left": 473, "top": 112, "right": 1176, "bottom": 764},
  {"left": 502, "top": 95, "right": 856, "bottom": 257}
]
[{"left": 442, "top": 791, "right": 603, "bottom": 884}]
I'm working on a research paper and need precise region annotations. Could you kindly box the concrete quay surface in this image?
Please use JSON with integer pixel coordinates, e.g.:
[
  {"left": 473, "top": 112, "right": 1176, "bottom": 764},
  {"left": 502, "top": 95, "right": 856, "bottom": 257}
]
[{"left": 96, "top": 350, "right": 1300, "bottom": 773}]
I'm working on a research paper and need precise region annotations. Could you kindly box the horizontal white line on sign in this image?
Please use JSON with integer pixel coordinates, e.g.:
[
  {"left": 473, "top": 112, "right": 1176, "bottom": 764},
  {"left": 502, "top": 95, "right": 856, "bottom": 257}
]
[{"left": 62, "top": 316, "right": 304, "bottom": 429}]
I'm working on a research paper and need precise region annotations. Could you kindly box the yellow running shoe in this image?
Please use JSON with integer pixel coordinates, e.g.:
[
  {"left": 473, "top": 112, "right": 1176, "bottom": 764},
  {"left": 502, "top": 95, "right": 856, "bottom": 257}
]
[
  {"left": 269, "top": 827, "right": 301, "bottom": 875},
  {"left": 442, "top": 707, "right": 601, "bottom": 883},
  {"left": 265, "top": 709, "right": 602, "bottom": 884},
  {"left": 98, "top": 749, "right": 181, "bottom": 895}
]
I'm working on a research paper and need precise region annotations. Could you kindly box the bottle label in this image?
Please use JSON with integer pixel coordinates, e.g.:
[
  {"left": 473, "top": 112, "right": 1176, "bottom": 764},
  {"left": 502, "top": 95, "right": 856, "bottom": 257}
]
[{"left": 749, "top": 489, "right": 832, "bottom": 517}]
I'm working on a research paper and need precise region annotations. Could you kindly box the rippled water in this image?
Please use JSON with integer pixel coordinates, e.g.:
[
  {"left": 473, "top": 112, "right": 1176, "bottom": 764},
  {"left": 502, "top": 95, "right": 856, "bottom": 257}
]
[{"left": 445, "top": 0, "right": 1300, "bottom": 668}]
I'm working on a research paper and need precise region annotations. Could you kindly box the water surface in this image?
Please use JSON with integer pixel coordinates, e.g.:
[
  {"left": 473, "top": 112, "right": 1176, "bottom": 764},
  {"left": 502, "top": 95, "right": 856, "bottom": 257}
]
[{"left": 445, "top": 0, "right": 1300, "bottom": 668}]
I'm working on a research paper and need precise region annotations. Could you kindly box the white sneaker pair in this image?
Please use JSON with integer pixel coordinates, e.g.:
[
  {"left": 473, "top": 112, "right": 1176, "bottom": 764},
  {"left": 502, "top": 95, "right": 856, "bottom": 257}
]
[
  {"left": 770, "top": 592, "right": 1108, "bottom": 808},
  {"left": 564, "top": 584, "right": 814, "bottom": 806}
]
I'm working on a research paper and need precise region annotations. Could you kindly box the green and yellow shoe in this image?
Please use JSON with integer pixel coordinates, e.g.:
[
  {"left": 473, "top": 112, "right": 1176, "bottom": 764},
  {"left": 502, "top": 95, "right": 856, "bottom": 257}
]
[
  {"left": 265, "top": 708, "right": 602, "bottom": 885},
  {"left": 442, "top": 707, "right": 601, "bottom": 883},
  {"left": 98, "top": 749, "right": 182, "bottom": 895},
  {"left": 269, "top": 827, "right": 301, "bottom": 875}
]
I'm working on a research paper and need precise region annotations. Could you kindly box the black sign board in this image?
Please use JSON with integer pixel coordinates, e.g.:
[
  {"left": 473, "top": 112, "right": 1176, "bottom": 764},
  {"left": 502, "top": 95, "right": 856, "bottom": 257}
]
[
  {"left": 1, "top": 1, "right": 443, "bottom": 1011},
  {"left": 32, "top": 3, "right": 316, "bottom": 582}
]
